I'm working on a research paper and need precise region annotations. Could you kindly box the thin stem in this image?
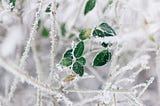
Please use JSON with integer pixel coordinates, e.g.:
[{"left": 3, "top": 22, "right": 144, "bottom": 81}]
[
  {"left": 74, "top": 95, "right": 101, "bottom": 106},
  {"left": 32, "top": 39, "right": 43, "bottom": 106},
  {"left": 138, "top": 77, "right": 154, "bottom": 98},
  {"left": 48, "top": 0, "right": 59, "bottom": 84},
  {"left": 113, "top": 94, "right": 117, "bottom": 106},
  {"left": 7, "top": 0, "right": 43, "bottom": 101},
  {"left": 0, "top": 54, "right": 58, "bottom": 95},
  {"left": 63, "top": 89, "right": 131, "bottom": 94}
]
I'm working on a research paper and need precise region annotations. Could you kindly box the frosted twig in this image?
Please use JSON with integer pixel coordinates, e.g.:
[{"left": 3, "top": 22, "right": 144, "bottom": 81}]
[
  {"left": 0, "top": 55, "right": 59, "bottom": 95},
  {"left": 113, "top": 94, "right": 117, "bottom": 106},
  {"left": 125, "top": 94, "right": 144, "bottom": 106},
  {"left": 48, "top": 0, "right": 59, "bottom": 84},
  {"left": 0, "top": 42, "right": 71, "bottom": 106},
  {"left": 74, "top": 83, "right": 83, "bottom": 100},
  {"left": 7, "top": 78, "right": 18, "bottom": 101},
  {"left": 92, "top": 36, "right": 120, "bottom": 44},
  {"left": 62, "top": 75, "right": 95, "bottom": 90},
  {"left": 130, "top": 66, "right": 150, "bottom": 79},
  {"left": 74, "top": 95, "right": 101, "bottom": 106},
  {"left": 8, "top": 0, "right": 43, "bottom": 101},
  {"left": 131, "top": 83, "right": 146, "bottom": 90},
  {"left": 63, "top": 89, "right": 131, "bottom": 94},
  {"left": 37, "top": 89, "right": 42, "bottom": 106},
  {"left": 114, "top": 78, "right": 135, "bottom": 85},
  {"left": 108, "top": 57, "right": 145, "bottom": 82},
  {"left": 138, "top": 77, "right": 154, "bottom": 98},
  {"left": 32, "top": 40, "right": 43, "bottom": 82},
  {"left": 32, "top": 40, "right": 43, "bottom": 106},
  {"left": 19, "top": 0, "right": 43, "bottom": 69}
]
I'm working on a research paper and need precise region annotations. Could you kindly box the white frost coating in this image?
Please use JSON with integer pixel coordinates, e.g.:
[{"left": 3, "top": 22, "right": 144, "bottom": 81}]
[
  {"left": 32, "top": 40, "right": 43, "bottom": 106},
  {"left": 19, "top": 0, "right": 43, "bottom": 69},
  {"left": 75, "top": 95, "right": 102, "bottom": 106},
  {"left": 125, "top": 94, "right": 144, "bottom": 106},
  {"left": 48, "top": 0, "right": 59, "bottom": 84},
  {"left": 138, "top": 77, "right": 155, "bottom": 98},
  {"left": 0, "top": 0, "right": 159, "bottom": 105},
  {"left": 131, "top": 83, "right": 146, "bottom": 90},
  {"left": 114, "top": 78, "right": 135, "bottom": 85},
  {"left": 92, "top": 36, "right": 120, "bottom": 44},
  {"left": 0, "top": 55, "right": 58, "bottom": 95},
  {"left": 7, "top": 0, "right": 44, "bottom": 102}
]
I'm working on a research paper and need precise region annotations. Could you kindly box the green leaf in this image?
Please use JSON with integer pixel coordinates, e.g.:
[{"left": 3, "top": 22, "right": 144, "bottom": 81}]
[
  {"left": 101, "top": 42, "right": 112, "bottom": 48},
  {"left": 61, "top": 23, "right": 66, "bottom": 36},
  {"left": 72, "top": 62, "right": 84, "bottom": 76},
  {"left": 41, "top": 27, "right": 49, "bottom": 37},
  {"left": 60, "top": 49, "right": 73, "bottom": 67},
  {"left": 37, "top": 20, "right": 41, "bottom": 30},
  {"left": 77, "top": 57, "right": 86, "bottom": 65},
  {"left": 93, "top": 29, "right": 104, "bottom": 37},
  {"left": 84, "top": 0, "right": 96, "bottom": 15},
  {"left": 93, "top": 23, "right": 116, "bottom": 37},
  {"left": 64, "top": 49, "right": 73, "bottom": 59},
  {"left": 45, "top": 4, "right": 51, "bottom": 13},
  {"left": 9, "top": 0, "right": 16, "bottom": 11},
  {"left": 79, "top": 28, "right": 92, "bottom": 40},
  {"left": 60, "top": 58, "right": 72, "bottom": 67},
  {"left": 93, "top": 50, "right": 112, "bottom": 66},
  {"left": 99, "top": 23, "right": 116, "bottom": 36},
  {"left": 103, "top": 32, "right": 114, "bottom": 36},
  {"left": 74, "top": 41, "right": 84, "bottom": 58}
]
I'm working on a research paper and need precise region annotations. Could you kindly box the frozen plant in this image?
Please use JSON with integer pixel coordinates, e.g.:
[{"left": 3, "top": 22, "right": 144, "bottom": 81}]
[{"left": 0, "top": 0, "right": 159, "bottom": 106}]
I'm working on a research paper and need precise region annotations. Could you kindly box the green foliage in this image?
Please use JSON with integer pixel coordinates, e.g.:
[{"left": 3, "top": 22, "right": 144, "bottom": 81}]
[
  {"left": 93, "top": 50, "right": 112, "bottom": 66},
  {"left": 64, "top": 49, "right": 73, "bottom": 59},
  {"left": 93, "top": 29, "right": 104, "bottom": 37},
  {"left": 37, "top": 20, "right": 41, "bottom": 30},
  {"left": 45, "top": 4, "right": 51, "bottom": 13},
  {"left": 101, "top": 42, "right": 112, "bottom": 48},
  {"left": 72, "top": 41, "right": 86, "bottom": 76},
  {"left": 79, "top": 28, "right": 92, "bottom": 40},
  {"left": 93, "top": 22, "right": 116, "bottom": 37},
  {"left": 61, "top": 23, "right": 66, "bottom": 36},
  {"left": 41, "top": 27, "right": 49, "bottom": 37},
  {"left": 60, "top": 41, "right": 86, "bottom": 76},
  {"left": 99, "top": 23, "right": 116, "bottom": 35},
  {"left": 60, "top": 49, "right": 73, "bottom": 67},
  {"left": 37, "top": 21, "right": 49, "bottom": 38},
  {"left": 72, "top": 62, "right": 84, "bottom": 76},
  {"left": 9, "top": 0, "right": 16, "bottom": 11},
  {"left": 76, "top": 57, "right": 86, "bottom": 65},
  {"left": 74, "top": 41, "right": 84, "bottom": 58},
  {"left": 60, "top": 22, "right": 116, "bottom": 76},
  {"left": 84, "top": 0, "right": 96, "bottom": 15},
  {"left": 60, "top": 58, "right": 72, "bottom": 67}
]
